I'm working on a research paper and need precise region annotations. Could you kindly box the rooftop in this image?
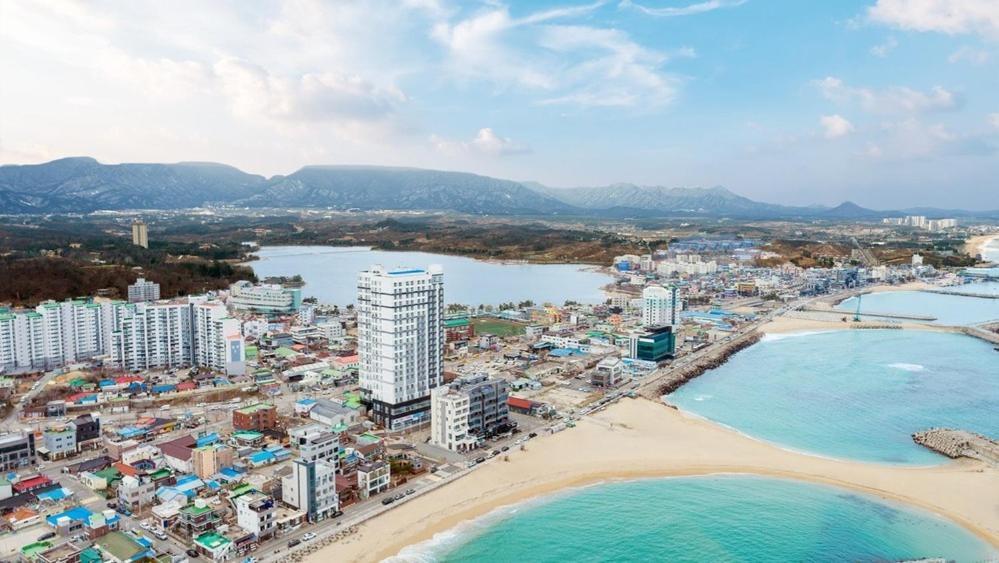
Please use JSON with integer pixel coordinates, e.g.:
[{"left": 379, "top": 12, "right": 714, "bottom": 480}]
[{"left": 195, "top": 531, "right": 232, "bottom": 550}]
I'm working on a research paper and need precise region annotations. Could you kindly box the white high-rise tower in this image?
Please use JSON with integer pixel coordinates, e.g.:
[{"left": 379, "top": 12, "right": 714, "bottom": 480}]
[
  {"left": 642, "top": 285, "right": 682, "bottom": 327},
  {"left": 357, "top": 264, "right": 444, "bottom": 429}
]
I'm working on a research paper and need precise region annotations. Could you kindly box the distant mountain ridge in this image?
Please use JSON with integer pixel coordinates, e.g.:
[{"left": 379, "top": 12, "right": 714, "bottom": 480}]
[{"left": 0, "top": 157, "right": 994, "bottom": 218}]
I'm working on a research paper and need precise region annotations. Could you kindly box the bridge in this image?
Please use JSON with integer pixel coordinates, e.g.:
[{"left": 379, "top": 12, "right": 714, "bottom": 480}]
[{"left": 801, "top": 306, "right": 936, "bottom": 322}]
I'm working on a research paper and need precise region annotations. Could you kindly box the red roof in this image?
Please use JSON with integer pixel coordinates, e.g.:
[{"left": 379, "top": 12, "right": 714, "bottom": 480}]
[
  {"left": 116, "top": 375, "right": 145, "bottom": 384},
  {"left": 507, "top": 396, "right": 535, "bottom": 410},
  {"left": 157, "top": 434, "right": 196, "bottom": 461},
  {"left": 13, "top": 475, "right": 51, "bottom": 492},
  {"left": 113, "top": 462, "right": 139, "bottom": 477},
  {"left": 176, "top": 381, "right": 197, "bottom": 391}
]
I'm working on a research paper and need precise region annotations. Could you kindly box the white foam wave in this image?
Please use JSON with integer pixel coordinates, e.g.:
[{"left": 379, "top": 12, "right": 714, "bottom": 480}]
[
  {"left": 693, "top": 394, "right": 713, "bottom": 402},
  {"left": 887, "top": 363, "right": 925, "bottom": 372},
  {"left": 761, "top": 330, "right": 837, "bottom": 342}
]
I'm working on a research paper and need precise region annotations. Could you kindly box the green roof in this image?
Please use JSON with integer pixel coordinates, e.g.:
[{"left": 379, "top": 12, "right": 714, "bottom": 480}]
[
  {"left": 233, "top": 430, "right": 263, "bottom": 441},
  {"left": 148, "top": 468, "right": 172, "bottom": 480},
  {"left": 229, "top": 483, "right": 256, "bottom": 498},
  {"left": 21, "top": 541, "right": 52, "bottom": 558},
  {"left": 274, "top": 347, "right": 297, "bottom": 358},
  {"left": 80, "top": 547, "right": 103, "bottom": 563},
  {"left": 94, "top": 467, "right": 121, "bottom": 481},
  {"left": 444, "top": 317, "right": 470, "bottom": 328},
  {"left": 195, "top": 531, "right": 232, "bottom": 550},
  {"left": 96, "top": 532, "right": 146, "bottom": 562},
  {"left": 245, "top": 346, "right": 258, "bottom": 359},
  {"left": 181, "top": 503, "right": 214, "bottom": 516}
]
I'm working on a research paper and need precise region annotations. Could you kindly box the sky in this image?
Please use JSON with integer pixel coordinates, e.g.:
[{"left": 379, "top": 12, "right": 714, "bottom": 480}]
[{"left": 1, "top": 0, "right": 998, "bottom": 209}]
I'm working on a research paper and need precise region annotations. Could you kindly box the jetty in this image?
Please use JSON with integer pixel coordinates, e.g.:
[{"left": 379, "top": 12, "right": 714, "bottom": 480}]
[
  {"left": 919, "top": 288, "right": 999, "bottom": 300},
  {"left": 912, "top": 429, "right": 999, "bottom": 467},
  {"left": 801, "top": 306, "right": 936, "bottom": 322},
  {"left": 639, "top": 330, "right": 764, "bottom": 399}
]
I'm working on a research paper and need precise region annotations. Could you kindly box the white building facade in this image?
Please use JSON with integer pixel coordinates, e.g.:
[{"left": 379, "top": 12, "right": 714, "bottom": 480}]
[
  {"left": 357, "top": 265, "right": 444, "bottom": 429},
  {"left": 642, "top": 285, "right": 682, "bottom": 327}
]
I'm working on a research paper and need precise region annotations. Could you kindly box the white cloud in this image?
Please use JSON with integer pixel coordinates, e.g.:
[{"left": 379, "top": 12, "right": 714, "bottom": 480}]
[
  {"left": 213, "top": 58, "right": 404, "bottom": 123},
  {"left": 948, "top": 45, "right": 990, "bottom": 63},
  {"left": 620, "top": 0, "right": 747, "bottom": 17},
  {"left": 989, "top": 113, "right": 999, "bottom": 130},
  {"left": 867, "top": 0, "right": 999, "bottom": 39},
  {"left": 431, "top": 3, "right": 683, "bottom": 108},
  {"left": 815, "top": 76, "right": 959, "bottom": 113},
  {"left": 870, "top": 36, "right": 898, "bottom": 57},
  {"left": 820, "top": 114, "right": 855, "bottom": 138},
  {"left": 431, "top": 128, "right": 531, "bottom": 157}
]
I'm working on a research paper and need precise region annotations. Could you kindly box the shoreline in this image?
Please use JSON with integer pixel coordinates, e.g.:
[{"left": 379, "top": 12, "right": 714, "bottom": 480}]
[
  {"left": 306, "top": 399, "right": 999, "bottom": 562},
  {"left": 965, "top": 234, "right": 999, "bottom": 261}
]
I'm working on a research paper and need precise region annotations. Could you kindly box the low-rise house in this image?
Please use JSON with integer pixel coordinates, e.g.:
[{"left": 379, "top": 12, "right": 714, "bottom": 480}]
[
  {"left": 356, "top": 461, "right": 391, "bottom": 500},
  {"left": 592, "top": 356, "right": 625, "bottom": 388},
  {"left": 194, "top": 531, "right": 233, "bottom": 561}
]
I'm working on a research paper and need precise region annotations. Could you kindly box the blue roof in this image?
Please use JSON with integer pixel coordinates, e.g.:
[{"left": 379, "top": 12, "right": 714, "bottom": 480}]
[
  {"left": 388, "top": 268, "right": 425, "bottom": 275},
  {"left": 99, "top": 379, "right": 116, "bottom": 387},
  {"left": 47, "top": 506, "right": 92, "bottom": 526},
  {"left": 550, "top": 348, "right": 585, "bottom": 357},
  {"left": 176, "top": 474, "right": 202, "bottom": 487},
  {"left": 196, "top": 433, "right": 220, "bottom": 447},
  {"left": 119, "top": 427, "right": 146, "bottom": 439},
  {"left": 151, "top": 384, "right": 176, "bottom": 393},
  {"left": 296, "top": 398, "right": 317, "bottom": 406},
  {"left": 248, "top": 451, "right": 274, "bottom": 464},
  {"left": 37, "top": 487, "right": 72, "bottom": 502},
  {"left": 219, "top": 467, "right": 242, "bottom": 479}
]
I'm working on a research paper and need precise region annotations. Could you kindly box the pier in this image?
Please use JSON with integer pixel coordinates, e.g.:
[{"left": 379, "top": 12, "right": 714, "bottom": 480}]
[
  {"left": 918, "top": 288, "right": 999, "bottom": 300},
  {"left": 800, "top": 306, "right": 937, "bottom": 322}
]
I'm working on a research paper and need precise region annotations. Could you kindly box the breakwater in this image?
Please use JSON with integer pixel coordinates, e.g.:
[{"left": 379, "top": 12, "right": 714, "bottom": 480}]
[
  {"left": 919, "top": 288, "right": 999, "bottom": 300},
  {"left": 643, "top": 330, "right": 764, "bottom": 399},
  {"left": 912, "top": 429, "right": 999, "bottom": 467}
]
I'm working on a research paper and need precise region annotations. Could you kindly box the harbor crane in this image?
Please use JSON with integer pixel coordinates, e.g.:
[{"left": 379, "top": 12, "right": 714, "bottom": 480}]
[{"left": 853, "top": 293, "right": 863, "bottom": 322}]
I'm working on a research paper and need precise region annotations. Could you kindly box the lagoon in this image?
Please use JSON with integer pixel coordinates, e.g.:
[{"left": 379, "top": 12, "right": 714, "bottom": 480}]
[
  {"left": 670, "top": 330, "right": 999, "bottom": 465},
  {"left": 245, "top": 246, "right": 613, "bottom": 306},
  {"left": 396, "top": 476, "right": 994, "bottom": 562}
]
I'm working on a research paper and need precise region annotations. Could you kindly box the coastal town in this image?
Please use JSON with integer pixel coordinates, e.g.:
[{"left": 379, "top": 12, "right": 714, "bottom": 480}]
[{"left": 0, "top": 217, "right": 996, "bottom": 563}]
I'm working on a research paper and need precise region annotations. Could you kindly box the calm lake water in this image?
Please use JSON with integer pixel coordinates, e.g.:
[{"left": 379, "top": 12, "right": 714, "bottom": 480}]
[
  {"left": 245, "top": 246, "right": 613, "bottom": 306},
  {"left": 392, "top": 476, "right": 994, "bottom": 562},
  {"left": 670, "top": 330, "right": 999, "bottom": 464}
]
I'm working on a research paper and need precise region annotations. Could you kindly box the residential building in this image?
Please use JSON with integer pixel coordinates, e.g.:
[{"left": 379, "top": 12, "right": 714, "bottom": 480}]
[
  {"left": 642, "top": 285, "right": 681, "bottom": 327},
  {"left": 593, "top": 356, "right": 625, "bottom": 387},
  {"left": 40, "top": 424, "right": 77, "bottom": 460},
  {"left": 0, "top": 300, "right": 107, "bottom": 371},
  {"left": 0, "top": 432, "right": 35, "bottom": 471},
  {"left": 131, "top": 220, "right": 148, "bottom": 248},
  {"left": 73, "top": 414, "right": 102, "bottom": 452},
  {"left": 356, "top": 461, "right": 390, "bottom": 500},
  {"left": 429, "top": 373, "right": 511, "bottom": 452},
  {"left": 127, "top": 278, "right": 160, "bottom": 303},
  {"left": 357, "top": 264, "right": 444, "bottom": 429},
  {"left": 194, "top": 301, "right": 245, "bottom": 376},
  {"left": 110, "top": 301, "right": 193, "bottom": 371},
  {"left": 117, "top": 475, "right": 156, "bottom": 513},
  {"left": 192, "top": 445, "right": 234, "bottom": 479},
  {"left": 308, "top": 398, "right": 358, "bottom": 427},
  {"left": 228, "top": 281, "right": 302, "bottom": 314},
  {"left": 232, "top": 403, "right": 277, "bottom": 431},
  {"left": 629, "top": 325, "right": 676, "bottom": 363},
  {"left": 288, "top": 424, "right": 340, "bottom": 467},
  {"left": 235, "top": 492, "right": 276, "bottom": 541},
  {"left": 179, "top": 499, "right": 224, "bottom": 537},
  {"left": 94, "top": 530, "right": 150, "bottom": 563},
  {"left": 282, "top": 458, "right": 338, "bottom": 523}
]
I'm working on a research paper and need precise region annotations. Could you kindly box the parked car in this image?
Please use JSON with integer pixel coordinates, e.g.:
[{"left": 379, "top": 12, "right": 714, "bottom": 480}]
[
  {"left": 287, "top": 539, "right": 301, "bottom": 548},
  {"left": 139, "top": 522, "right": 151, "bottom": 530},
  {"left": 153, "top": 529, "right": 167, "bottom": 540},
  {"left": 528, "top": 432, "right": 538, "bottom": 438},
  {"left": 405, "top": 488, "right": 416, "bottom": 496},
  {"left": 381, "top": 497, "right": 395, "bottom": 505},
  {"left": 501, "top": 446, "right": 509, "bottom": 452},
  {"left": 302, "top": 532, "right": 317, "bottom": 542},
  {"left": 186, "top": 549, "right": 199, "bottom": 558},
  {"left": 475, "top": 456, "right": 486, "bottom": 464},
  {"left": 37, "top": 532, "right": 56, "bottom": 541}
]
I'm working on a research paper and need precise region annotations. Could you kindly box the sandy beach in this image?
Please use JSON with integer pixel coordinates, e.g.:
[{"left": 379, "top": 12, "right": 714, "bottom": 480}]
[
  {"left": 308, "top": 399, "right": 999, "bottom": 562},
  {"left": 965, "top": 234, "right": 999, "bottom": 261}
]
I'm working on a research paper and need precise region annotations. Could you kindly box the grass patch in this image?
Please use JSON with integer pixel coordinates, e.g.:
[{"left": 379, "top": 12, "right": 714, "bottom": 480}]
[{"left": 472, "top": 318, "right": 526, "bottom": 337}]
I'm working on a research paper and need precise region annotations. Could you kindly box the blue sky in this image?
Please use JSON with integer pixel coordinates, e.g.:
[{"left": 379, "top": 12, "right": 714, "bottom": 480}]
[{"left": 1, "top": 0, "right": 997, "bottom": 208}]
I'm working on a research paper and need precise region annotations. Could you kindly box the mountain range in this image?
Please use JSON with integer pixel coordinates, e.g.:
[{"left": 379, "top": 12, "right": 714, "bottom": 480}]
[{"left": 0, "top": 157, "right": 993, "bottom": 219}]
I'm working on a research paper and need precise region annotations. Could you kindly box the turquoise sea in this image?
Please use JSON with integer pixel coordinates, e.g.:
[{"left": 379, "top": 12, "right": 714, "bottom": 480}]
[
  {"left": 837, "top": 290, "right": 999, "bottom": 325},
  {"left": 245, "top": 245, "right": 612, "bottom": 306},
  {"left": 393, "top": 476, "right": 995, "bottom": 562},
  {"left": 670, "top": 330, "right": 999, "bottom": 464}
]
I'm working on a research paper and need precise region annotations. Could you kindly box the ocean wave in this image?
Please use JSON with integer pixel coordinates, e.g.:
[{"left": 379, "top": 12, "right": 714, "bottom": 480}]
[
  {"left": 693, "top": 394, "right": 713, "bottom": 402},
  {"left": 886, "top": 363, "right": 925, "bottom": 372},
  {"left": 762, "top": 330, "right": 837, "bottom": 342}
]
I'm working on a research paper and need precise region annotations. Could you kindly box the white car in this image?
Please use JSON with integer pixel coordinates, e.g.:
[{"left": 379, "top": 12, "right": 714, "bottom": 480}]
[
  {"left": 139, "top": 522, "right": 151, "bottom": 530},
  {"left": 302, "top": 532, "right": 317, "bottom": 542}
]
